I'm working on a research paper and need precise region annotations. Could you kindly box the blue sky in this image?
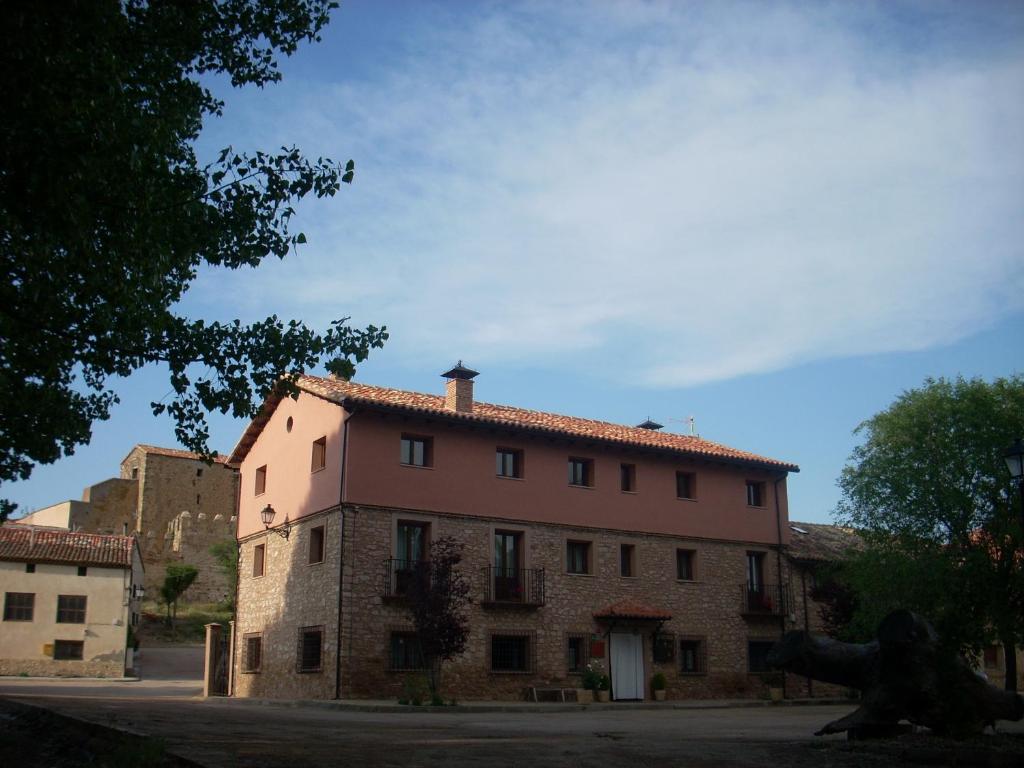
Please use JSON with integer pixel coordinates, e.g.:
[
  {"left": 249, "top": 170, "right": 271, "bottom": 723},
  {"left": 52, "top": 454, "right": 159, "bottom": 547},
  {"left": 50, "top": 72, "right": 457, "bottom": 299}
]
[{"left": 6, "top": 0, "right": 1024, "bottom": 523}]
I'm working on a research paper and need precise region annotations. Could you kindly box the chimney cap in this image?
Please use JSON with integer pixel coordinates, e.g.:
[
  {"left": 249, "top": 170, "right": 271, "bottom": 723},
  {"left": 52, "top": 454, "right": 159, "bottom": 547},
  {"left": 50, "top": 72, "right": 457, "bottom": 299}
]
[
  {"left": 441, "top": 361, "right": 479, "bottom": 381},
  {"left": 636, "top": 419, "right": 664, "bottom": 431}
]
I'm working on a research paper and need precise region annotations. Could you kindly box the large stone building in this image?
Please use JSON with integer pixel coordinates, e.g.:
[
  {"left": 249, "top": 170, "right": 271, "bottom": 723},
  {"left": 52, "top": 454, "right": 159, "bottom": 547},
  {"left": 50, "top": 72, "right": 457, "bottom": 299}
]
[
  {"left": 0, "top": 525, "right": 144, "bottom": 677},
  {"left": 229, "top": 365, "right": 840, "bottom": 702},
  {"left": 16, "top": 444, "right": 238, "bottom": 603}
]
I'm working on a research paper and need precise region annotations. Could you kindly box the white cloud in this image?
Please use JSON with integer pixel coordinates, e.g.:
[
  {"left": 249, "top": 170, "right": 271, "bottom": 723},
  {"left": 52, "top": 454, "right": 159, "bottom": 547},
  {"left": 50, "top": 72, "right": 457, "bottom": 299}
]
[{"left": 189, "top": 1, "right": 1024, "bottom": 387}]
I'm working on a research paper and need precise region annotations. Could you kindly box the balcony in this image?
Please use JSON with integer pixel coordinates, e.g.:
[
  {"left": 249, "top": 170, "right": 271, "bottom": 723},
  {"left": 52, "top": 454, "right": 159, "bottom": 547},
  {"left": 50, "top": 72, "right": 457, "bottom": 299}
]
[
  {"left": 481, "top": 566, "right": 545, "bottom": 608},
  {"left": 382, "top": 558, "right": 427, "bottom": 600},
  {"left": 740, "top": 583, "right": 790, "bottom": 618}
]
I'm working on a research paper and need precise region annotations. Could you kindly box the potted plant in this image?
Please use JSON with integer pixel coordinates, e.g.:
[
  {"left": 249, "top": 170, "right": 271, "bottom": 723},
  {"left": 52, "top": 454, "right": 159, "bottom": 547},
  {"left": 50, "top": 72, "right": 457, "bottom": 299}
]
[
  {"left": 596, "top": 675, "right": 611, "bottom": 703},
  {"left": 651, "top": 672, "right": 667, "bottom": 701},
  {"left": 579, "top": 661, "right": 603, "bottom": 704}
]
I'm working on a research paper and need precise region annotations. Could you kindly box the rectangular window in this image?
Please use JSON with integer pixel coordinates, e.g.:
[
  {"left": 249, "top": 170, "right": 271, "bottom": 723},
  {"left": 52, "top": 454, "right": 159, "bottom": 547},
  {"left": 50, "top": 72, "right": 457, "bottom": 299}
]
[
  {"left": 567, "top": 634, "right": 587, "bottom": 674},
  {"left": 496, "top": 448, "right": 523, "bottom": 478},
  {"left": 566, "top": 541, "right": 591, "bottom": 575},
  {"left": 620, "top": 463, "right": 636, "bottom": 492},
  {"left": 396, "top": 521, "right": 429, "bottom": 563},
  {"left": 25, "top": 563, "right": 35, "bottom": 573},
  {"left": 746, "top": 481, "right": 765, "bottom": 507},
  {"left": 653, "top": 634, "right": 675, "bottom": 664},
  {"left": 676, "top": 549, "right": 696, "bottom": 581},
  {"left": 298, "top": 626, "right": 324, "bottom": 673},
  {"left": 253, "top": 543, "right": 265, "bottom": 577},
  {"left": 3, "top": 592, "right": 34, "bottom": 622},
  {"left": 491, "top": 633, "right": 532, "bottom": 673},
  {"left": 243, "top": 634, "right": 262, "bottom": 673},
  {"left": 389, "top": 632, "right": 425, "bottom": 671},
  {"left": 747, "top": 640, "right": 775, "bottom": 673},
  {"left": 56, "top": 595, "right": 86, "bottom": 624},
  {"left": 311, "top": 436, "right": 326, "bottom": 472},
  {"left": 676, "top": 472, "right": 696, "bottom": 500},
  {"left": 680, "top": 637, "right": 706, "bottom": 674},
  {"left": 747, "top": 552, "right": 765, "bottom": 591},
  {"left": 255, "top": 465, "right": 267, "bottom": 496},
  {"left": 568, "top": 457, "right": 593, "bottom": 487},
  {"left": 53, "top": 640, "right": 84, "bottom": 661},
  {"left": 620, "top": 544, "right": 635, "bottom": 577},
  {"left": 77, "top": 566, "right": 88, "bottom": 577},
  {"left": 400, "top": 435, "right": 432, "bottom": 467},
  {"left": 309, "top": 525, "right": 325, "bottom": 565}
]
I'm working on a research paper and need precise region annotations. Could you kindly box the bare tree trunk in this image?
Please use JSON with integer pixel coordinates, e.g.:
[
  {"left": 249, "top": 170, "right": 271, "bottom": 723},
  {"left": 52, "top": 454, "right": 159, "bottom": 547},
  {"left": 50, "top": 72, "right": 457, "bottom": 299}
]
[{"left": 1003, "top": 636, "right": 1018, "bottom": 693}]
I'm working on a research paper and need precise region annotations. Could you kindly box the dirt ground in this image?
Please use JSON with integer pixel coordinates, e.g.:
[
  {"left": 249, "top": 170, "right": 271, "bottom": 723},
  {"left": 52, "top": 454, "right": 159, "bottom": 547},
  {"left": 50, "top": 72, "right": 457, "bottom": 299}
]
[{"left": 1, "top": 678, "right": 1022, "bottom": 767}]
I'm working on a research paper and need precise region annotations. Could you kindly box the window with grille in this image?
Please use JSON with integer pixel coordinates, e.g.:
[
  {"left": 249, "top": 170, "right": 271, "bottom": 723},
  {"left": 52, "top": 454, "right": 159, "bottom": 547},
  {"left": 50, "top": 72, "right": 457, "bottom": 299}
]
[
  {"left": 568, "top": 457, "right": 593, "bottom": 487},
  {"left": 680, "top": 637, "right": 706, "bottom": 674},
  {"left": 676, "top": 472, "right": 696, "bottom": 500},
  {"left": 243, "top": 634, "right": 262, "bottom": 673},
  {"left": 676, "top": 549, "right": 696, "bottom": 581},
  {"left": 400, "top": 435, "right": 432, "bottom": 467},
  {"left": 298, "top": 626, "right": 323, "bottom": 673},
  {"left": 566, "top": 541, "right": 591, "bottom": 575},
  {"left": 653, "top": 634, "right": 675, "bottom": 663},
  {"left": 620, "top": 463, "right": 636, "bottom": 492},
  {"left": 53, "top": 640, "right": 84, "bottom": 660},
  {"left": 309, "top": 525, "right": 325, "bottom": 565},
  {"left": 56, "top": 595, "right": 86, "bottom": 624},
  {"left": 566, "top": 634, "right": 587, "bottom": 674},
  {"left": 255, "top": 465, "right": 267, "bottom": 496},
  {"left": 389, "top": 632, "right": 425, "bottom": 671},
  {"left": 491, "top": 633, "right": 532, "bottom": 673},
  {"left": 746, "top": 481, "right": 765, "bottom": 507},
  {"left": 253, "top": 543, "right": 265, "bottom": 577},
  {"left": 496, "top": 448, "right": 523, "bottom": 478},
  {"left": 311, "top": 436, "right": 326, "bottom": 472},
  {"left": 3, "top": 592, "right": 34, "bottom": 621}
]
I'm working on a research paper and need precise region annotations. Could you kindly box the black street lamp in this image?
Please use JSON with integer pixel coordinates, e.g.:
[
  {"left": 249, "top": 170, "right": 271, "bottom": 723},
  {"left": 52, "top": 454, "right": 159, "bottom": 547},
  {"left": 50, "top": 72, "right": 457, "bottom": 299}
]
[
  {"left": 260, "top": 503, "right": 291, "bottom": 540},
  {"left": 1003, "top": 438, "right": 1024, "bottom": 532}
]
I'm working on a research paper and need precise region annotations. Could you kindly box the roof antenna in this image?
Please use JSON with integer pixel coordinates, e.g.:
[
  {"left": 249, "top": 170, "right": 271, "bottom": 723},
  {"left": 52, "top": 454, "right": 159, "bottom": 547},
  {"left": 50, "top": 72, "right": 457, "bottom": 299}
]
[{"left": 666, "top": 416, "right": 699, "bottom": 437}]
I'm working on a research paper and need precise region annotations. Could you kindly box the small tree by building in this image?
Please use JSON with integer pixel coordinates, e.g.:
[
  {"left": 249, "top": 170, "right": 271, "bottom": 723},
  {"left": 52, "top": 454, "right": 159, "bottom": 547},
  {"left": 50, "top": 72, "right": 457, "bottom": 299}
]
[
  {"left": 406, "top": 536, "right": 471, "bottom": 700},
  {"left": 160, "top": 564, "right": 199, "bottom": 633}
]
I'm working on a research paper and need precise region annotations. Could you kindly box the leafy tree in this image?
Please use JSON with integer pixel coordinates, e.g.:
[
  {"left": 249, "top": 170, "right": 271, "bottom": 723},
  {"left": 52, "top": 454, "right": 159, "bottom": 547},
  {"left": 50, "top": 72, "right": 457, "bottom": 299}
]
[
  {"left": 406, "top": 536, "right": 472, "bottom": 699},
  {"left": 160, "top": 563, "right": 200, "bottom": 632},
  {"left": 0, "top": 1, "right": 387, "bottom": 520},
  {"left": 209, "top": 540, "right": 239, "bottom": 610},
  {"left": 836, "top": 375, "right": 1024, "bottom": 691}
]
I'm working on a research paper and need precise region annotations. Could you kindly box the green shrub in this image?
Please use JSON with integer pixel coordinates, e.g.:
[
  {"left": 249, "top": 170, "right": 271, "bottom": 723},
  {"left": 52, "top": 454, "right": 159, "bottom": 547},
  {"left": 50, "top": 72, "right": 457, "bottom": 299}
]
[{"left": 651, "top": 672, "right": 667, "bottom": 691}]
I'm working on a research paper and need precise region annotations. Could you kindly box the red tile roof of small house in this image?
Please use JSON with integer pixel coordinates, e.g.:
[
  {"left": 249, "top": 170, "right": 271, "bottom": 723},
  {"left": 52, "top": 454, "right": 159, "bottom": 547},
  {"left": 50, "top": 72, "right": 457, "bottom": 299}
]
[
  {"left": 228, "top": 375, "right": 800, "bottom": 473},
  {"left": 593, "top": 599, "right": 673, "bottom": 621},
  {"left": 0, "top": 525, "right": 138, "bottom": 569}
]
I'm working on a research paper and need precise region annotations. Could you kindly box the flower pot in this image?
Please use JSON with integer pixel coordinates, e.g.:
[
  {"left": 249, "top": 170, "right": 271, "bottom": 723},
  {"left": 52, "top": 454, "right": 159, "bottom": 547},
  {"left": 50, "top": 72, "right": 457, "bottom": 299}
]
[
  {"left": 653, "top": 689, "right": 666, "bottom": 701},
  {"left": 768, "top": 686, "right": 783, "bottom": 703},
  {"left": 596, "top": 689, "right": 610, "bottom": 703},
  {"left": 576, "top": 689, "right": 594, "bottom": 704}
]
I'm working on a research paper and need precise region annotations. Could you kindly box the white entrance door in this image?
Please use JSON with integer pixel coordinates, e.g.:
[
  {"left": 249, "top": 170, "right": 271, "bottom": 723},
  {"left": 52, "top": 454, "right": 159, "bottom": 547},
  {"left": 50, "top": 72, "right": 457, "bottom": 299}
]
[{"left": 611, "top": 632, "right": 645, "bottom": 700}]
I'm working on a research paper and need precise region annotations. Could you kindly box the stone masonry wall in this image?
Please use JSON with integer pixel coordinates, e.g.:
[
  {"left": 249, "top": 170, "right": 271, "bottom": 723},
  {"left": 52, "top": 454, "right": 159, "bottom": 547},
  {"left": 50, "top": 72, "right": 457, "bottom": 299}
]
[{"left": 0, "top": 658, "right": 124, "bottom": 678}]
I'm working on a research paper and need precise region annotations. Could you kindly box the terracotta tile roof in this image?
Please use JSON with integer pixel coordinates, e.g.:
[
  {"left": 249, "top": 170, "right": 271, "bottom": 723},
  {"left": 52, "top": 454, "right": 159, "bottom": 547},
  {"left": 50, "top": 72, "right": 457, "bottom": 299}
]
[
  {"left": 0, "top": 525, "right": 137, "bottom": 568},
  {"left": 229, "top": 375, "right": 799, "bottom": 472},
  {"left": 124, "top": 444, "right": 229, "bottom": 465},
  {"left": 594, "top": 599, "right": 672, "bottom": 621},
  {"left": 785, "top": 522, "right": 864, "bottom": 563}
]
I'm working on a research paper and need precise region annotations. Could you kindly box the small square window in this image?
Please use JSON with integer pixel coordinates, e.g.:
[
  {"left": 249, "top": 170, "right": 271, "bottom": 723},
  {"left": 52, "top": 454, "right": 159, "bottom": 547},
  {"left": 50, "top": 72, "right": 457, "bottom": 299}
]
[
  {"left": 311, "top": 436, "right": 326, "bottom": 472},
  {"left": 243, "top": 634, "right": 262, "bottom": 673},
  {"left": 255, "top": 465, "right": 267, "bottom": 496},
  {"left": 389, "top": 632, "right": 425, "bottom": 671},
  {"left": 653, "top": 634, "right": 675, "bottom": 664},
  {"left": 77, "top": 566, "right": 88, "bottom": 577},
  {"left": 491, "top": 633, "right": 533, "bottom": 673},
  {"left": 53, "top": 640, "right": 84, "bottom": 661},
  {"left": 567, "top": 634, "right": 588, "bottom": 674},
  {"left": 3, "top": 592, "right": 34, "bottom": 622},
  {"left": 746, "top": 481, "right": 765, "bottom": 507},
  {"left": 496, "top": 448, "right": 523, "bottom": 478},
  {"left": 676, "top": 472, "right": 696, "bottom": 500},
  {"left": 57, "top": 595, "right": 87, "bottom": 624},
  {"left": 676, "top": 549, "right": 696, "bottom": 581},
  {"left": 620, "top": 544, "right": 636, "bottom": 578},
  {"left": 25, "top": 563, "right": 35, "bottom": 574},
  {"left": 681, "top": 637, "right": 706, "bottom": 674},
  {"left": 400, "top": 435, "right": 432, "bottom": 467},
  {"left": 620, "top": 463, "right": 636, "bottom": 492},
  {"left": 298, "top": 626, "right": 324, "bottom": 673},
  {"left": 309, "top": 525, "right": 325, "bottom": 565},
  {"left": 567, "top": 541, "right": 592, "bottom": 575},
  {"left": 568, "top": 457, "right": 593, "bottom": 487},
  {"left": 252, "top": 544, "right": 265, "bottom": 578}
]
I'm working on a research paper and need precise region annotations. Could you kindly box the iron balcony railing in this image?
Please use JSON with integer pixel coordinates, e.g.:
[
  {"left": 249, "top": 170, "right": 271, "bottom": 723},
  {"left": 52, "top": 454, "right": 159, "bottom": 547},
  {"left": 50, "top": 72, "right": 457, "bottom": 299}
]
[
  {"left": 382, "top": 558, "right": 427, "bottom": 599},
  {"left": 481, "top": 566, "right": 545, "bottom": 606},
  {"left": 740, "top": 583, "right": 790, "bottom": 617}
]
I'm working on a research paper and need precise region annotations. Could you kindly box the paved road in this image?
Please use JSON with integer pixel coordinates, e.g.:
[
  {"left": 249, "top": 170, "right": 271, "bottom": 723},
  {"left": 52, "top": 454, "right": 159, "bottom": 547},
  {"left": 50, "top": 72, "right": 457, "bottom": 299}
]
[
  {"left": 138, "top": 644, "right": 204, "bottom": 683},
  {"left": 1, "top": 677, "right": 1020, "bottom": 767}
]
